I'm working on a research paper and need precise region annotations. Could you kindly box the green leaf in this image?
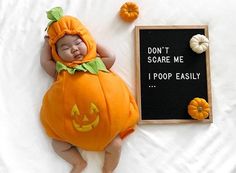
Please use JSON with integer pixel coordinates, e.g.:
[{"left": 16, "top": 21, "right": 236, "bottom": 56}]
[
  {"left": 68, "top": 68, "right": 76, "bottom": 75},
  {"left": 46, "top": 7, "right": 63, "bottom": 21},
  {"left": 56, "top": 61, "right": 67, "bottom": 73},
  {"left": 87, "top": 60, "right": 98, "bottom": 74},
  {"left": 55, "top": 57, "right": 109, "bottom": 75},
  {"left": 95, "top": 58, "right": 109, "bottom": 72},
  {"left": 74, "top": 65, "right": 87, "bottom": 72},
  {"left": 82, "top": 63, "right": 97, "bottom": 74},
  {"left": 47, "top": 11, "right": 56, "bottom": 21}
]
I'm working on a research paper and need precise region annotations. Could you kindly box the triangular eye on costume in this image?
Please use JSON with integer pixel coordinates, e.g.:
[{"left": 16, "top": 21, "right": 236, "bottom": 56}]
[{"left": 45, "top": 7, "right": 64, "bottom": 31}]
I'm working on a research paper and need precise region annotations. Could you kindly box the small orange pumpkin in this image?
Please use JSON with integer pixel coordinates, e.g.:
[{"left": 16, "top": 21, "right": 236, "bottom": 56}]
[
  {"left": 188, "top": 97, "right": 210, "bottom": 120},
  {"left": 119, "top": 2, "right": 139, "bottom": 22}
]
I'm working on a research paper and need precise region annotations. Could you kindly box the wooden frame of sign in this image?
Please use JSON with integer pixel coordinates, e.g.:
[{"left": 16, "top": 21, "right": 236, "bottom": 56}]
[{"left": 135, "top": 25, "right": 212, "bottom": 124}]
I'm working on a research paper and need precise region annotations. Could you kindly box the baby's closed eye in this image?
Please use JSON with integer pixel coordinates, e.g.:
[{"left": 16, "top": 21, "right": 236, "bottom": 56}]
[
  {"left": 75, "top": 40, "right": 82, "bottom": 45},
  {"left": 61, "top": 46, "right": 69, "bottom": 51}
]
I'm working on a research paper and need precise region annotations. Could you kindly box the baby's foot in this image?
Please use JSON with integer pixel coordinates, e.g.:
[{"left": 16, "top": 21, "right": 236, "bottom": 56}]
[{"left": 70, "top": 160, "right": 87, "bottom": 173}]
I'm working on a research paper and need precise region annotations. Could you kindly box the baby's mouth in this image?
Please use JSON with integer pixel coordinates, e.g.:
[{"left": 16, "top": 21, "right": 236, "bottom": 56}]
[{"left": 74, "top": 53, "right": 83, "bottom": 60}]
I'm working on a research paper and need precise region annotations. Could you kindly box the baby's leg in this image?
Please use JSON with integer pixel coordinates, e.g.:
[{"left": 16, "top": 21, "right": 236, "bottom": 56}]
[
  {"left": 52, "top": 139, "right": 87, "bottom": 173},
  {"left": 103, "top": 136, "right": 122, "bottom": 173}
]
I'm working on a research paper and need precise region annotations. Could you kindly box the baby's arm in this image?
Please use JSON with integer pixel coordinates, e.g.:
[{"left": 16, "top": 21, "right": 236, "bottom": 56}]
[
  {"left": 96, "top": 43, "right": 115, "bottom": 69},
  {"left": 40, "top": 36, "right": 56, "bottom": 78}
]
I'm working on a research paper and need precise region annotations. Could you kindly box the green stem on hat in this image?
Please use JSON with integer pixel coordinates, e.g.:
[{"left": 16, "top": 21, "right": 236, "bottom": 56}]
[{"left": 45, "top": 7, "right": 64, "bottom": 31}]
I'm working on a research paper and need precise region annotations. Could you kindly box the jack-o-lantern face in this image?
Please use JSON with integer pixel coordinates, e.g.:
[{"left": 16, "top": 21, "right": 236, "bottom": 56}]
[{"left": 71, "top": 103, "right": 100, "bottom": 132}]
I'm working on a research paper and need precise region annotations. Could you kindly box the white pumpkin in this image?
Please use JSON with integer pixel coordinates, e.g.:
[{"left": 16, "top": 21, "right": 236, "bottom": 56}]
[{"left": 190, "top": 34, "right": 209, "bottom": 54}]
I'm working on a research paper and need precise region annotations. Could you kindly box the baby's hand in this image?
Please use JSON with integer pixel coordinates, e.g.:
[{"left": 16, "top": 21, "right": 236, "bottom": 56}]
[
  {"left": 44, "top": 35, "right": 50, "bottom": 45},
  {"left": 44, "top": 35, "right": 49, "bottom": 40}
]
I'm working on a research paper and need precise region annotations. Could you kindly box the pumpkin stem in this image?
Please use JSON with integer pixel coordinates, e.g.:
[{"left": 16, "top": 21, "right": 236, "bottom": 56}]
[
  {"left": 198, "top": 41, "right": 204, "bottom": 45},
  {"left": 127, "top": 7, "right": 133, "bottom": 13},
  {"left": 45, "top": 7, "right": 64, "bottom": 31},
  {"left": 197, "top": 106, "right": 203, "bottom": 112}
]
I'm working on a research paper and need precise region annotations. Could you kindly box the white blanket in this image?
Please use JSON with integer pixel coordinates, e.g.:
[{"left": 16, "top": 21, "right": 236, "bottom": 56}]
[{"left": 0, "top": 0, "right": 236, "bottom": 173}]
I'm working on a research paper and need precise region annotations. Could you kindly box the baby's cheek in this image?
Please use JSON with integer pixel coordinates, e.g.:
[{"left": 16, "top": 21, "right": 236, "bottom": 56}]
[
  {"left": 82, "top": 45, "right": 88, "bottom": 54},
  {"left": 64, "top": 51, "right": 70, "bottom": 56},
  {"left": 58, "top": 50, "right": 65, "bottom": 58},
  {"left": 66, "top": 53, "right": 74, "bottom": 60}
]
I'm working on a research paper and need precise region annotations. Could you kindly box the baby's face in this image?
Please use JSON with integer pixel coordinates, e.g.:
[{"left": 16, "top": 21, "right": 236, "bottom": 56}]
[{"left": 56, "top": 35, "right": 87, "bottom": 62}]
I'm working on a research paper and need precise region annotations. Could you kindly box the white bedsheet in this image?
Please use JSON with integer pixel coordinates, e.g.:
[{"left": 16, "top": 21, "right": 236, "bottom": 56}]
[{"left": 0, "top": 0, "right": 236, "bottom": 173}]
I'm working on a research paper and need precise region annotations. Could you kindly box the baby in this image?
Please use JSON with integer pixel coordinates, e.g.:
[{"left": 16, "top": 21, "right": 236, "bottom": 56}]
[{"left": 40, "top": 7, "right": 139, "bottom": 173}]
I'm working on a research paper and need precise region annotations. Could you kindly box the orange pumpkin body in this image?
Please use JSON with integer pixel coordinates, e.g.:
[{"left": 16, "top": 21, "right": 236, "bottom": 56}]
[
  {"left": 40, "top": 16, "right": 139, "bottom": 151},
  {"left": 119, "top": 2, "right": 139, "bottom": 22},
  {"left": 188, "top": 97, "right": 210, "bottom": 120}
]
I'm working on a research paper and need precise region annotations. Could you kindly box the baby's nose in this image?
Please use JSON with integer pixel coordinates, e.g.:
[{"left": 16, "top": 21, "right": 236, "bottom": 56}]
[{"left": 71, "top": 45, "right": 79, "bottom": 52}]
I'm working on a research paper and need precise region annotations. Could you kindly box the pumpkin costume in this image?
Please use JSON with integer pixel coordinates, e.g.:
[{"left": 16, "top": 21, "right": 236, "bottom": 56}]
[{"left": 40, "top": 7, "right": 139, "bottom": 151}]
